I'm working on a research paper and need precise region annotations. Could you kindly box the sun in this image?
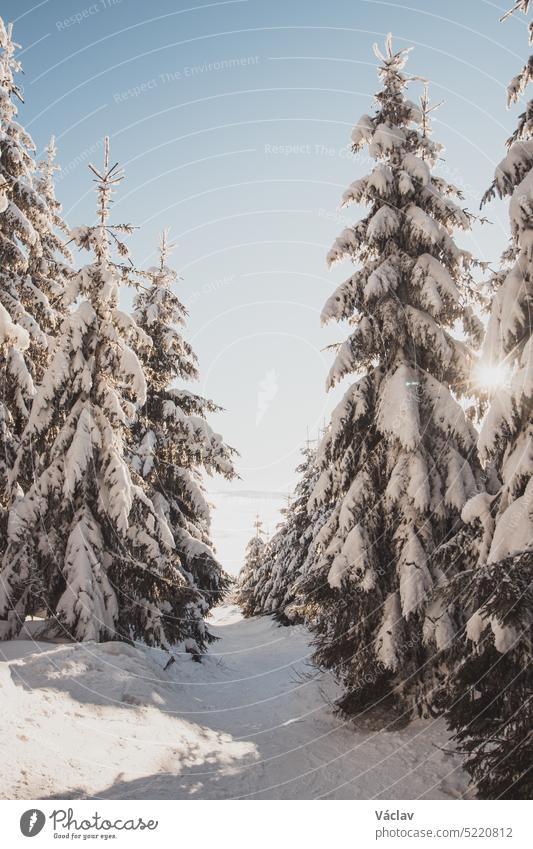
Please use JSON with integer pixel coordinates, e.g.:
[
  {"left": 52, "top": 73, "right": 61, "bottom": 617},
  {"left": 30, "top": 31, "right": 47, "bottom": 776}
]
[{"left": 474, "top": 361, "right": 510, "bottom": 392}]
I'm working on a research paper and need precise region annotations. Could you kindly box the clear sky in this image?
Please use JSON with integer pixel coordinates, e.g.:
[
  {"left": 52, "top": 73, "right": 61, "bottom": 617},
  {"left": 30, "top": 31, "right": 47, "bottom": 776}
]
[{"left": 2, "top": 0, "right": 528, "bottom": 573}]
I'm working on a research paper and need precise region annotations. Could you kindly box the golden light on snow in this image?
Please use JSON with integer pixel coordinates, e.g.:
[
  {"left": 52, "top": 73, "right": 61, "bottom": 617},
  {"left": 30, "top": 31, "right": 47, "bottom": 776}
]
[{"left": 473, "top": 361, "right": 510, "bottom": 391}]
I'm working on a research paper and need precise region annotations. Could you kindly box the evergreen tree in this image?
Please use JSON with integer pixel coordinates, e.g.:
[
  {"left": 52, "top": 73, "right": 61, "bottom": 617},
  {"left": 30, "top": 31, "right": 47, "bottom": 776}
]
[
  {"left": 438, "top": 551, "right": 532, "bottom": 798},
  {"left": 257, "top": 446, "right": 323, "bottom": 624},
  {"left": 300, "top": 36, "right": 484, "bottom": 717},
  {"left": 0, "top": 142, "right": 205, "bottom": 651},
  {"left": 0, "top": 20, "right": 67, "bottom": 511},
  {"left": 234, "top": 448, "right": 329, "bottom": 624},
  {"left": 441, "top": 3, "right": 533, "bottom": 798},
  {"left": 131, "top": 230, "right": 236, "bottom": 613},
  {"left": 0, "top": 18, "right": 46, "bottom": 510},
  {"left": 246, "top": 526, "right": 279, "bottom": 617},
  {"left": 236, "top": 516, "right": 267, "bottom": 618}
]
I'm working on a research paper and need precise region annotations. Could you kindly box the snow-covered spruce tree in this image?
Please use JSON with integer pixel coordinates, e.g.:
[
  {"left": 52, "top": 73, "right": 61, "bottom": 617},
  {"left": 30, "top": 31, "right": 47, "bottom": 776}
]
[
  {"left": 0, "top": 21, "right": 54, "bottom": 510},
  {"left": 0, "top": 21, "right": 70, "bottom": 520},
  {"left": 236, "top": 517, "right": 267, "bottom": 617},
  {"left": 0, "top": 142, "right": 205, "bottom": 651},
  {"left": 247, "top": 526, "right": 279, "bottom": 616},
  {"left": 299, "top": 36, "right": 484, "bottom": 717},
  {"left": 131, "top": 230, "right": 236, "bottom": 614},
  {"left": 439, "top": 4, "right": 533, "bottom": 799},
  {"left": 258, "top": 446, "right": 323, "bottom": 624},
  {"left": 234, "top": 448, "right": 329, "bottom": 624}
]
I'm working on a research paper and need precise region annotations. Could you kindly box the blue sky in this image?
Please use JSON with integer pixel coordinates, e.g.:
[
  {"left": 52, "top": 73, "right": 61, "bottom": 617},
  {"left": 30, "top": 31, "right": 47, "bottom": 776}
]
[{"left": 3, "top": 0, "right": 528, "bottom": 572}]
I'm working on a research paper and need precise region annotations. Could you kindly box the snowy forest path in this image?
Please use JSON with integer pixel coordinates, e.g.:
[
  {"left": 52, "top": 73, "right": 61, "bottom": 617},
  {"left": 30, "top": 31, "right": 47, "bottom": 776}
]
[{"left": 0, "top": 607, "right": 467, "bottom": 800}]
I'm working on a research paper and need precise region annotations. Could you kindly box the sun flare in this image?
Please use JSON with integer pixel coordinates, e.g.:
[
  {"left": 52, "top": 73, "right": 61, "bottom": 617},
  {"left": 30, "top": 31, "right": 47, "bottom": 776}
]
[{"left": 474, "top": 361, "right": 510, "bottom": 391}]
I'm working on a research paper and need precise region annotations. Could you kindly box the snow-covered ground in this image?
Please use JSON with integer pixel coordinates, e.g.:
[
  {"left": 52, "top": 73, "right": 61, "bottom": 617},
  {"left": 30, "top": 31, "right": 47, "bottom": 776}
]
[{"left": 0, "top": 607, "right": 468, "bottom": 800}]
